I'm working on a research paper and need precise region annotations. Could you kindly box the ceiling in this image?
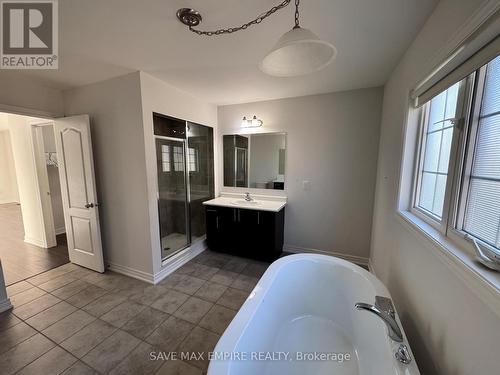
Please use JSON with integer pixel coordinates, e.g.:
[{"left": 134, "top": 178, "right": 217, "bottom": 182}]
[{"left": 13, "top": 0, "right": 438, "bottom": 105}]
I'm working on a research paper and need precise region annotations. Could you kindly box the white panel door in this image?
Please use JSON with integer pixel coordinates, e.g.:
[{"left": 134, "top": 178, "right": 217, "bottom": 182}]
[{"left": 54, "top": 115, "right": 104, "bottom": 272}]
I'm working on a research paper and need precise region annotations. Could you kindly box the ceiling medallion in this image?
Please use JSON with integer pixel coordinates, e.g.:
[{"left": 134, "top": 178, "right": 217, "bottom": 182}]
[{"left": 176, "top": 0, "right": 336, "bottom": 77}]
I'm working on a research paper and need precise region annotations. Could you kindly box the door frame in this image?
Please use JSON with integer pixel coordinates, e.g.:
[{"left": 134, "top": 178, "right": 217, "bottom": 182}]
[
  {"left": 30, "top": 120, "right": 59, "bottom": 248},
  {"left": 0, "top": 104, "right": 60, "bottom": 249},
  {"left": 154, "top": 135, "right": 192, "bottom": 261}
]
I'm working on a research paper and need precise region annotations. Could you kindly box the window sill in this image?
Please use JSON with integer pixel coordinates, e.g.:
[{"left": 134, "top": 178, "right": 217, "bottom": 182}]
[{"left": 396, "top": 210, "right": 500, "bottom": 317}]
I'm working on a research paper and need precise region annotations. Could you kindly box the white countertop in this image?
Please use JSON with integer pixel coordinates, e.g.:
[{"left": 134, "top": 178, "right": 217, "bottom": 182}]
[{"left": 203, "top": 193, "right": 287, "bottom": 212}]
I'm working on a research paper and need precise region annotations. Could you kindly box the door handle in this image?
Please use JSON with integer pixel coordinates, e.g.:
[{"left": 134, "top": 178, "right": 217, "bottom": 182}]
[{"left": 85, "top": 203, "right": 94, "bottom": 208}]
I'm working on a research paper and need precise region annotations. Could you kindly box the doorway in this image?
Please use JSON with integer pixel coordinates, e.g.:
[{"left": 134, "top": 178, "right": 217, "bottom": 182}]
[{"left": 0, "top": 113, "right": 69, "bottom": 285}]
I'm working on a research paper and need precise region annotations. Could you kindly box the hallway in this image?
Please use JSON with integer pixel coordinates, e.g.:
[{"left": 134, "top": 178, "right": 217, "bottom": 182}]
[{"left": 0, "top": 203, "right": 69, "bottom": 286}]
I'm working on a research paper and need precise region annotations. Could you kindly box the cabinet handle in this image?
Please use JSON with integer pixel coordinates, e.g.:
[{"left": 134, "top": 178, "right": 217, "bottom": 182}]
[
  {"left": 238, "top": 209, "right": 241, "bottom": 222},
  {"left": 233, "top": 209, "right": 237, "bottom": 222},
  {"left": 257, "top": 212, "right": 260, "bottom": 225},
  {"left": 216, "top": 216, "right": 219, "bottom": 229}
]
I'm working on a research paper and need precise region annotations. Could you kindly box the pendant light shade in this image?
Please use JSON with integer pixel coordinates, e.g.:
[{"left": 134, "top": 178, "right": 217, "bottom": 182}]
[{"left": 260, "top": 27, "right": 337, "bottom": 77}]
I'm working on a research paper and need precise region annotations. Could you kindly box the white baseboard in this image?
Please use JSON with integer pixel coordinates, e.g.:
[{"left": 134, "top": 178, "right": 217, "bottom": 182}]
[
  {"left": 0, "top": 298, "right": 12, "bottom": 313},
  {"left": 107, "top": 262, "right": 155, "bottom": 284},
  {"left": 24, "top": 236, "right": 48, "bottom": 248},
  {"left": 284, "top": 244, "right": 369, "bottom": 267},
  {"left": 368, "top": 258, "right": 374, "bottom": 273},
  {"left": 55, "top": 227, "right": 66, "bottom": 235},
  {"left": 106, "top": 239, "right": 208, "bottom": 285},
  {"left": 153, "top": 239, "right": 207, "bottom": 284}
]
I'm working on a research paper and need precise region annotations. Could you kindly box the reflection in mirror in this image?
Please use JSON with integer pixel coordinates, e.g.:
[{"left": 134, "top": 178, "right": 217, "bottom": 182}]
[{"left": 223, "top": 133, "right": 286, "bottom": 190}]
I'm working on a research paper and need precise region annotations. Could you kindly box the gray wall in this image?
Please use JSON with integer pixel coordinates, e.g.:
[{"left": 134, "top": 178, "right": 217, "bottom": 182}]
[
  {"left": 218, "top": 88, "right": 383, "bottom": 261},
  {"left": 63, "top": 73, "right": 152, "bottom": 274},
  {"left": 370, "top": 0, "right": 500, "bottom": 374}
]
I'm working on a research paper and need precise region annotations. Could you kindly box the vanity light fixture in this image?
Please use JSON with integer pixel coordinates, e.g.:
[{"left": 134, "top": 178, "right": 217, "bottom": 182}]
[
  {"left": 241, "top": 116, "right": 263, "bottom": 128},
  {"left": 176, "top": 0, "right": 336, "bottom": 77}
]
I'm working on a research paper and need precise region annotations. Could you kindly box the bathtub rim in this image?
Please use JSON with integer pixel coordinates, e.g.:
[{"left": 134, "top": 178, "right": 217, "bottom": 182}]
[{"left": 208, "top": 253, "right": 419, "bottom": 375}]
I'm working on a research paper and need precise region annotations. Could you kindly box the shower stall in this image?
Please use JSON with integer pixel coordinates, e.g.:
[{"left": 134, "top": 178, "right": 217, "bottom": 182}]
[{"left": 153, "top": 113, "right": 214, "bottom": 261}]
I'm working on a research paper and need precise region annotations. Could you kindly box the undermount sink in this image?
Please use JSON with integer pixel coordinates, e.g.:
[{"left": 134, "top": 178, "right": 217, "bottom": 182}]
[{"left": 231, "top": 200, "right": 260, "bottom": 205}]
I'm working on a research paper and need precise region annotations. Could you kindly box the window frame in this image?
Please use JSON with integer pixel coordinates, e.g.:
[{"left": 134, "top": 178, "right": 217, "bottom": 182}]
[
  {"left": 411, "top": 59, "right": 500, "bottom": 257},
  {"left": 448, "top": 65, "right": 500, "bottom": 256},
  {"left": 411, "top": 77, "right": 473, "bottom": 234}
]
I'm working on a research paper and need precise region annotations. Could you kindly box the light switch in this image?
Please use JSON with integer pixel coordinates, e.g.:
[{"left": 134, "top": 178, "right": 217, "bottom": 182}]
[{"left": 302, "top": 180, "right": 311, "bottom": 191}]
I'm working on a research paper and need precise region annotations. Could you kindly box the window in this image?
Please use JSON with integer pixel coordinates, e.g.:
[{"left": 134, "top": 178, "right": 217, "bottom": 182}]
[
  {"left": 412, "top": 54, "right": 500, "bottom": 254},
  {"left": 188, "top": 147, "right": 198, "bottom": 172},
  {"left": 459, "top": 56, "right": 500, "bottom": 250},
  {"left": 415, "top": 82, "right": 462, "bottom": 219},
  {"left": 161, "top": 145, "right": 170, "bottom": 172},
  {"left": 173, "top": 146, "right": 184, "bottom": 172}
]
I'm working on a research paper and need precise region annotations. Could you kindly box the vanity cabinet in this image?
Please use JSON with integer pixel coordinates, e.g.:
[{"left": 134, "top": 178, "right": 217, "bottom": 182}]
[{"left": 205, "top": 205, "right": 285, "bottom": 261}]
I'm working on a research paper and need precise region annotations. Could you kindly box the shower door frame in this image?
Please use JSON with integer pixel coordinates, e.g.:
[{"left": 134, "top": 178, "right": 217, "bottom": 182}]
[{"left": 154, "top": 135, "right": 192, "bottom": 261}]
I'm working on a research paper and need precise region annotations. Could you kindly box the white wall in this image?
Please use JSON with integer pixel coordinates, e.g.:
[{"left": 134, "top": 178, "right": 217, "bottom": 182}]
[
  {"left": 370, "top": 0, "right": 500, "bottom": 374},
  {"left": 0, "top": 72, "right": 63, "bottom": 117},
  {"left": 42, "top": 126, "right": 65, "bottom": 234},
  {"left": 139, "top": 72, "right": 218, "bottom": 275},
  {"left": 218, "top": 88, "right": 383, "bottom": 262},
  {"left": 0, "top": 122, "right": 20, "bottom": 204},
  {"left": 0, "top": 114, "right": 47, "bottom": 246},
  {"left": 63, "top": 72, "right": 153, "bottom": 275}
]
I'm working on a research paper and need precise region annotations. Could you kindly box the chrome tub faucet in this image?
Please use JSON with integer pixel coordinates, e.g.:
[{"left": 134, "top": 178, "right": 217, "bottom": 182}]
[{"left": 355, "top": 296, "right": 403, "bottom": 343}]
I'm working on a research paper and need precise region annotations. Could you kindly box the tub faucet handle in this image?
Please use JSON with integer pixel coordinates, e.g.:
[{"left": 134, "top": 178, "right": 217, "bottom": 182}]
[{"left": 395, "top": 344, "right": 412, "bottom": 364}]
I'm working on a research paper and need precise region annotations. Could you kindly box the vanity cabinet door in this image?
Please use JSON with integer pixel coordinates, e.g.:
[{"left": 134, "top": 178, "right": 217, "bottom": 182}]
[
  {"left": 237, "top": 209, "right": 259, "bottom": 256},
  {"left": 205, "top": 205, "right": 284, "bottom": 260},
  {"left": 205, "top": 208, "right": 221, "bottom": 250}
]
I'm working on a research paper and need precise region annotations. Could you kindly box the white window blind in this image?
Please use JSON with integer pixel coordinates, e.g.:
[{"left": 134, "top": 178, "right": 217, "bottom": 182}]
[{"left": 464, "top": 55, "right": 500, "bottom": 249}]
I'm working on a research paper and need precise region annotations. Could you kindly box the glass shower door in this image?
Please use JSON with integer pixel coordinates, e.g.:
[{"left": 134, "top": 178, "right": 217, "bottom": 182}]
[{"left": 156, "top": 137, "right": 189, "bottom": 259}]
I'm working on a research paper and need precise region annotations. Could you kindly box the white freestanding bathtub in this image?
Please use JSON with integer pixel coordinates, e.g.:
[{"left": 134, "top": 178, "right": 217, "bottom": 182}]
[{"left": 208, "top": 254, "right": 420, "bottom": 375}]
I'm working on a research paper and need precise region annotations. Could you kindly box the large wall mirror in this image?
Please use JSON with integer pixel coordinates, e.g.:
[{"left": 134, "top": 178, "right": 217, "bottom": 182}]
[{"left": 223, "top": 132, "right": 286, "bottom": 190}]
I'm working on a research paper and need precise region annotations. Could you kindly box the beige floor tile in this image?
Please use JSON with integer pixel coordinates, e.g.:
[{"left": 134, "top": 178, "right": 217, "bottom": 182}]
[
  {"left": 146, "top": 315, "right": 194, "bottom": 351},
  {"left": 82, "top": 330, "right": 140, "bottom": 374},
  {"left": 173, "top": 297, "right": 213, "bottom": 324},
  {"left": 194, "top": 281, "right": 228, "bottom": 303},
  {"left": 151, "top": 289, "right": 190, "bottom": 314},
  {"left": 217, "top": 287, "right": 249, "bottom": 310},
  {"left": 198, "top": 304, "right": 236, "bottom": 334},
  {"left": 17, "top": 346, "right": 77, "bottom": 375},
  {"left": 60, "top": 319, "right": 117, "bottom": 358},
  {"left": 42, "top": 310, "right": 96, "bottom": 343},
  {"left": 25, "top": 301, "right": 77, "bottom": 331}
]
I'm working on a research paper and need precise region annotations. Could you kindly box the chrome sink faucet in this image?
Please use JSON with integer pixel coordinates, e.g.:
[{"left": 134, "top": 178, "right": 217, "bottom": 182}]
[
  {"left": 355, "top": 296, "right": 403, "bottom": 342},
  {"left": 244, "top": 192, "right": 253, "bottom": 202}
]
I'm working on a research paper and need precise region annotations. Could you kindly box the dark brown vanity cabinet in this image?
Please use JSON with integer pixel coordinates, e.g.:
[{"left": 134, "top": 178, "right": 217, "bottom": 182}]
[{"left": 205, "top": 205, "right": 285, "bottom": 261}]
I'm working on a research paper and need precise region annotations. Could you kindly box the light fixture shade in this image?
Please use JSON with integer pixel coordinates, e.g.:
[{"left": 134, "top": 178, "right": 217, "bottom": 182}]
[{"left": 260, "top": 27, "right": 336, "bottom": 77}]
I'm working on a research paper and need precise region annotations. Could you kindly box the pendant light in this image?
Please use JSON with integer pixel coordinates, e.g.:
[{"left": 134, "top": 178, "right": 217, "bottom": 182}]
[
  {"left": 177, "top": 0, "right": 336, "bottom": 77},
  {"left": 260, "top": 0, "right": 337, "bottom": 77}
]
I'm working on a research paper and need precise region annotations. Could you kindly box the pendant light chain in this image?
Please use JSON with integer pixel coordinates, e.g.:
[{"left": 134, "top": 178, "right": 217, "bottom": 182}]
[
  {"left": 294, "top": 0, "right": 300, "bottom": 28},
  {"left": 188, "top": 0, "right": 300, "bottom": 36}
]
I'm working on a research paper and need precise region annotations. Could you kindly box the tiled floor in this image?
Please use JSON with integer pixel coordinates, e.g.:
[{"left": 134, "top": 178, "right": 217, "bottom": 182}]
[
  {"left": 0, "top": 250, "right": 270, "bottom": 374},
  {"left": 0, "top": 203, "right": 70, "bottom": 286}
]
